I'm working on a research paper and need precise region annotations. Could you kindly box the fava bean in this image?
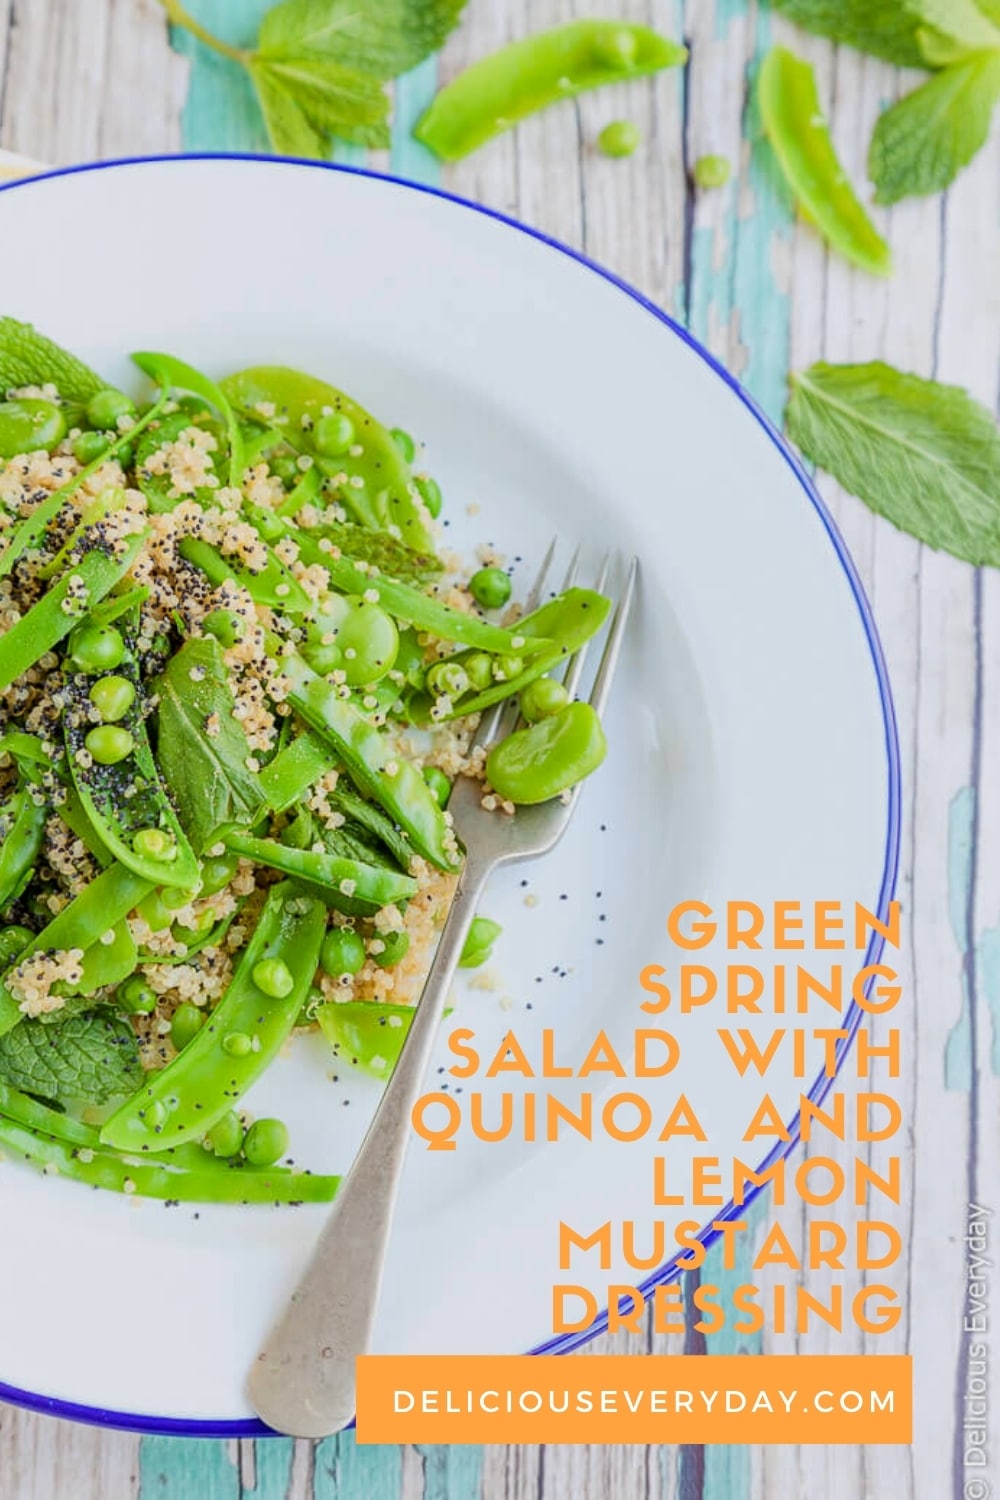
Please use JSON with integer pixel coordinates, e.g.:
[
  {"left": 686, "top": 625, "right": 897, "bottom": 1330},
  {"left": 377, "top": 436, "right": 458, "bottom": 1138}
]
[{"left": 486, "top": 701, "right": 607, "bottom": 804}]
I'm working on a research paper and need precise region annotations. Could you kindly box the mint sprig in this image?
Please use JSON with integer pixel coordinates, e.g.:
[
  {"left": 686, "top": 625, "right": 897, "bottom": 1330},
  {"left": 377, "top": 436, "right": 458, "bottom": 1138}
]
[
  {"left": 0, "top": 1010, "right": 144, "bottom": 1107},
  {"left": 159, "top": 0, "right": 467, "bottom": 159}
]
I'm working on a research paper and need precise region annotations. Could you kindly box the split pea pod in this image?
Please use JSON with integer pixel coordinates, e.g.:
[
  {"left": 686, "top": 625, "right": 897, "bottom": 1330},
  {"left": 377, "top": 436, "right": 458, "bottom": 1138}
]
[
  {"left": 415, "top": 20, "right": 687, "bottom": 161},
  {"left": 100, "top": 881, "right": 325, "bottom": 1153},
  {"left": 179, "top": 536, "right": 312, "bottom": 614},
  {"left": 280, "top": 653, "right": 460, "bottom": 871},
  {"left": 0, "top": 532, "right": 147, "bottom": 693},
  {"left": 0, "top": 1112, "right": 340, "bottom": 1203},
  {"left": 221, "top": 366, "right": 438, "bottom": 555}
]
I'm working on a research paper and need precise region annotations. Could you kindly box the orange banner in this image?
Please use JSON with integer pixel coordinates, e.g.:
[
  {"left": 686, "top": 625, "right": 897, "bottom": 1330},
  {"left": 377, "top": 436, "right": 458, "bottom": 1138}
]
[{"left": 356, "top": 1354, "right": 911, "bottom": 1444}]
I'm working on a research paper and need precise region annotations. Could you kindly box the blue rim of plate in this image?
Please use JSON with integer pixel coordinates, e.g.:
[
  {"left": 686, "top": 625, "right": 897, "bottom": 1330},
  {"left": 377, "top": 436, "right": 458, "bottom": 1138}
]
[{"left": 0, "top": 153, "right": 901, "bottom": 1437}]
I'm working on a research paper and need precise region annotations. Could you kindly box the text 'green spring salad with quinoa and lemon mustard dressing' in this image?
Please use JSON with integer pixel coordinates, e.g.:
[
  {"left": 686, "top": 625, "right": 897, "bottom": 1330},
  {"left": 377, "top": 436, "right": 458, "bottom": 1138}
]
[{"left": 0, "top": 319, "right": 611, "bottom": 1205}]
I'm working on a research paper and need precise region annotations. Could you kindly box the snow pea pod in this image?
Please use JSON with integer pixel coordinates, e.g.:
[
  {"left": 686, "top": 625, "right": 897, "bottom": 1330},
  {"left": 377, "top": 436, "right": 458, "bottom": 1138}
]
[
  {"left": 0, "top": 788, "right": 46, "bottom": 913},
  {"left": 132, "top": 351, "right": 245, "bottom": 488},
  {"left": 415, "top": 20, "right": 686, "bottom": 161},
  {"left": 101, "top": 881, "right": 325, "bottom": 1153},
  {"left": 409, "top": 587, "right": 610, "bottom": 722},
  {"left": 71, "top": 917, "right": 136, "bottom": 994},
  {"left": 0, "top": 531, "right": 147, "bottom": 692},
  {"left": 64, "top": 633, "right": 200, "bottom": 891},
  {"left": 223, "top": 831, "right": 417, "bottom": 914},
  {"left": 486, "top": 701, "right": 607, "bottom": 804},
  {"left": 243, "top": 499, "right": 546, "bottom": 655},
  {"left": 0, "top": 862, "right": 153, "bottom": 1035},
  {"left": 281, "top": 653, "right": 460, "bottom": 872},
  {"left": 58, "top": 788, "right": 114, "bottom": 868},
  {"left": 134, "top": 408, "right": 224, "bottom": 513},
  {"left": 317, "top": 1000, "right": 414, "bottom": 1081},
  {"left": 759, "top": 47, "right": 891, "bottom": 278},
  {"left": 178, "top": 536, "right": 312, "bottom": 615},
  {"left": 221, "top": 366, "right": 437, "bottom": 555},
  {"left": 256, "top": 729, "right": 332, "bottom": 814},
  {"left": 0, "top": 1112, "right": 339, "bottom": 1203}
]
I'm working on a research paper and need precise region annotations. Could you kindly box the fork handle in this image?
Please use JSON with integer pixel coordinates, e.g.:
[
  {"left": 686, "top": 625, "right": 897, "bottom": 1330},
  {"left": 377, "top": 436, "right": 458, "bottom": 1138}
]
[{"left": 248, "top": 852, "right": 493, "bottom": 1437}]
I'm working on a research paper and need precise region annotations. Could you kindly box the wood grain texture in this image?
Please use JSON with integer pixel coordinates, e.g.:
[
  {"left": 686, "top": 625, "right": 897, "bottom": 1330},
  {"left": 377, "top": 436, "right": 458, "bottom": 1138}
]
[{"left": 0, "top": 0, "right": 997, "bottom": 1495}]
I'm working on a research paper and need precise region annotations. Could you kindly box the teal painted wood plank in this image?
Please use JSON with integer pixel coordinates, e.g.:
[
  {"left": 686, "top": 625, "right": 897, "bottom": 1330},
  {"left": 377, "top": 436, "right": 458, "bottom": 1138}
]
[
  {"left": 139, "top": 1436, "right": 240, "bottom": 1497},
  {"left": 313, "top": 1432, "right": 403, "bottom": 1499},
  {"left": 417, "top": 1442, "right": 484, "bottom": 1500},
  {"left": 252, "top": 1437, "right": 296, "bottom": 1494},
  {"left": 169, "top": 0, "right": 272, "bottom": 154},
  {"left": 391, "top": 58, "right": 441, "bottom": 186}
]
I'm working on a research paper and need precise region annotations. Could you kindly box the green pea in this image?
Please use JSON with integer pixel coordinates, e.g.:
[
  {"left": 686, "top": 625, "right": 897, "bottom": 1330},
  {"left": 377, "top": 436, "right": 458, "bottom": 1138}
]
[
  {"left": 132, "top": 827, "right": 176, "bottom": 861},
  {"left": 73, "top": 429, "right": 112, "bottom": 465},
  {"left": 206, "top": 1109, "right": 244, "bottom": 1158},
  {"left": 414, "top": 475, "right": 442, "bottom": 519},
  {"left": 469, "top": 566, "right": 512, "bottom": 610},
  {"left": 694, "top": 153, "right": 731, "bottom": 189},
  {"left": 426, "top": 660, "right": 469, "bottom": 699},
  {"left": 598, "top": 120, "right": 640, "bottom": 158},
  {"left": 117, "top": 441, "right": 134, "bottom": 469},
  {"left": 117, "top": 975, "right": 158, "bottom": 1013},
  {"left": 162, "top": 884, "right": 198, "bottom": 911},
  {"left": 243, "top": 1117, "right": 289, "bottom": 1167},
  {"left": 85, "top": 388, "right": 137, "bottom": 429},
  {"left": 68, "top": 622, "right": 125, "bottom": 673},
  {"left": 422, "top": 765, "right": 452, "bottom": 808},
  {"left": 253, "top": 957, "right": 295, "bottom": 998},
  {"left": 221, "top": 1031, "right": 253, "bottom": 1057},
  {"left": 594, "top": 26, "right": 638, "bottom": 68},
  {"left": 486, "top": 701, "right": 607, "bottom": 805},
  {"left": 459, "top": 916, "right": 503, "bottom": 969},
  {"left": 200, "top": 850, "right": 239, "bottom": 896},
  {"left": 495, "top": 654, "right": 524, "bottom": 681},
  {"left": 0, "top": 925, "right": 34, "bottom": 965},
  {"left": 0, "top": 398, "right": 66, "bottom": 458},
  {"left": 269, "top": 453, "right": 300, "bottom": 485},
  {"left": 520, "top": 675, "right": 569, "bottom": 723},
  {"left": 136, "top": 890, "right": 174, "bottom": 933},
  {"left": 314, "top": 412, "right": 355, "bottom": 456},
  {"left": 84, "top": 725, "right": 134, "bottom": 765},
  {"left": 373, "top": 930, "right": 410, "bottom": 969},
  {"left": 463, "top": 652, "right": 493, "bottom": 691},
  {"left": 390, "top": 427, "right": 416, "bottom": 462},
  {"left": 203, "top": 608, "right": 246, "bottom": 647},
  {"left": 321, "top": 927, "right": 366, "bottom": 978},
  {"left": 170, "top": 1002, "right": 204, "bottom": 1051},
  {"left": 89, "top": 674, "right": 136, "bottom": 722}
]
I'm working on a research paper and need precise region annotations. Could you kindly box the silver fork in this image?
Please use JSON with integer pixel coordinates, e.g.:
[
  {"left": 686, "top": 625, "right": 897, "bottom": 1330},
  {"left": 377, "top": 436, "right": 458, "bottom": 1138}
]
[{"left": 248, "top": 547, "right": 638, "bottom": 1438}]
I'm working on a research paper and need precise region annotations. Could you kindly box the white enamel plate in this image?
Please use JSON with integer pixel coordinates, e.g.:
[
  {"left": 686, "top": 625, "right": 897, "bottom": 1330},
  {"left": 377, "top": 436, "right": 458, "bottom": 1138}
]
[{"left": 0, "top": 157, "right": 897, "bottom": 1433}]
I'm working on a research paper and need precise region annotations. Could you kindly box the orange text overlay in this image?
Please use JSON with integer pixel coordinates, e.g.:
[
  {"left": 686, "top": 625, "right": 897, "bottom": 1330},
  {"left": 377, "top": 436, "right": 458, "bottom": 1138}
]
[{"left": 356, "top": 1354, "right": 912, "bottom": 1444}]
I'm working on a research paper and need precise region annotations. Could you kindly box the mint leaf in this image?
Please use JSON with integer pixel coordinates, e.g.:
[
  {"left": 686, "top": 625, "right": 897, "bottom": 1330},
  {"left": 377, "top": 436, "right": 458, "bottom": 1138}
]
[
  {"left": 262, "top": 55, "right": 390, "bottom": 145},
  {"left": 786, "top": 362, "right": 1000, "bottom": 566},
  {"left": 0, "top": 317, "right": 105, "bottom": 403},
  {"left": 869, "top": 53, "right": 1000, "bottom": 203},
  {"left": 910, "top": 0, "right": 1000, "bottom": 51},
  {"left": 771, "top": 0, "right": 927, "bottom": 67},
  {"left": 250, "top": 60, "right": 331, "bottom": 158},
  {"left": 258, "top": 0, "right": 467, "bottom": 79},
  {"left": 0, "top": 1010, "right": 143, "bottom": 1106},
  {"left": 155, "top": 636, "right": 262, "bottom": 852},
  {"left": 977, "top": 0, "right": 1000, "bottom": 25}
]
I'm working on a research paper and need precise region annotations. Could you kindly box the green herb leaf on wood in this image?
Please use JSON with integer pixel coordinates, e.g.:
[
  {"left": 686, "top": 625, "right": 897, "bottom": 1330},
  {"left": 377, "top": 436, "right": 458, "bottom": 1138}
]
[
  {"left": 771, "top": 0, "right": 928, "bottom": 68},
  {"left": 909, "top": 0, "right": 1000, "bottom": 55},
  {"left": 155, "top": 636, "right": 262, "bottom": 853},
  {"left": 0, "top": 1009, "right": 143, "bottom": 1106},
  {"left": 258, "top": 0, "right": 468, "bottom": 80},
  {"left": 869, "top": 52, "right": 1000, "bottom": 203},
  {"left": 786, "top": 361, "right": 1000, "bottom": 566},
  {"left": 250, "top": 61, "right": 330, "bottom": 158},
  {"left": 259, "top": 54, "right": 391, "bottom": 147}
]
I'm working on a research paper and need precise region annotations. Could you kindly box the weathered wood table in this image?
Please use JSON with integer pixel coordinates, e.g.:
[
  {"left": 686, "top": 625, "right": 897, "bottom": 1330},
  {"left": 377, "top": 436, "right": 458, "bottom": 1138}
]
[{"left": 0, "top": 1, "right": 996, "bottom": 1496}]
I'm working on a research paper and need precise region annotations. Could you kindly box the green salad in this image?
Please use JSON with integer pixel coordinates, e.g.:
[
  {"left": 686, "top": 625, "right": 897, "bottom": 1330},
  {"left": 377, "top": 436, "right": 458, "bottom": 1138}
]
[{"left": 0, "top": 318, "right": 611, "bottom": 1205}]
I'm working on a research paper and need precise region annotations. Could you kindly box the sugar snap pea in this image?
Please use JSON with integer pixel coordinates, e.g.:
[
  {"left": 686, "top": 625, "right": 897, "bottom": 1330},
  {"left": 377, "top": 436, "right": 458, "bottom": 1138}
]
[
  {"left": 64, "top": 628, "right": 200, "bottom": 891},
  {"left": 101, "top": 881, "right": 325, "bottom": 1152},
  {"left": 759, "top": 46, "right": 891, "bottom": 278},
  {"left": 132, "top": 351, "right": 245, "bottom": 489},
  {"left": 415, "top": 20, "right": 686, "bottom": 161},
  {"left": 281, "top": 653, "right": 460, "bottom": 871},
  {"left": 178, "top": 535, "right": 312, "bottom": 614},
  {"left": 0, "top": 787, "right": 46, "bottom": 913},
  {"left": 223, "top": 831, "right": 417, "bottom": 913}
]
